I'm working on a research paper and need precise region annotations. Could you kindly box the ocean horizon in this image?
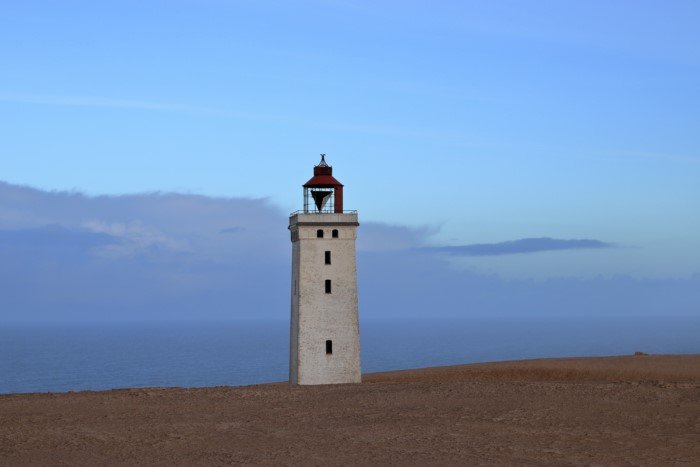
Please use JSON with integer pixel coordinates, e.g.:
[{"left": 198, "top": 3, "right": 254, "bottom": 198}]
[{"left": 2, "top": 316, "right": 699, "bottom": 395}]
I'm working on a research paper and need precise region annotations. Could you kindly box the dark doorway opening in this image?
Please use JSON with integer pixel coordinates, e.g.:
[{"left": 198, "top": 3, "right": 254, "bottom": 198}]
[{"left": 326, "top": 340, "right": 333, "bottom": 354}]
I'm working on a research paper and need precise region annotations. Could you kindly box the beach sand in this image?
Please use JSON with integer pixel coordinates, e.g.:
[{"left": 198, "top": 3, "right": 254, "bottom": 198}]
[{"left": 1, "top": 354, "right": 699, "bottom": 465}]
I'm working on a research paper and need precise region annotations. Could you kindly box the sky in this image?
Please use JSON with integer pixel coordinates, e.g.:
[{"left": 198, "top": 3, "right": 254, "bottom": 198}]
[{"left": 1, "top": 1, "right": 699, "bottom": 322}]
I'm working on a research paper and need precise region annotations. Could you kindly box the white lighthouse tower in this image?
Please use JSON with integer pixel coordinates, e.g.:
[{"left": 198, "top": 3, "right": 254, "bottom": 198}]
[{"left": 289, "top": 155, "right": 361, "bottom": 385}]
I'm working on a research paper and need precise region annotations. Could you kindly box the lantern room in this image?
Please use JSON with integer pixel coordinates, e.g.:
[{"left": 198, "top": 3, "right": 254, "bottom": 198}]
[{"left": 303, "top": 155, "right": 344, "bottom": 213}]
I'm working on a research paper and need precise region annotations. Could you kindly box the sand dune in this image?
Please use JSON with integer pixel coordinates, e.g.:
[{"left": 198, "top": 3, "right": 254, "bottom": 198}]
[
  {"left": 365, "top": 354, "right": 700, "bottom": 383},
  {"left": 1, "top": 354, "right": 699, "bottom": 465}
]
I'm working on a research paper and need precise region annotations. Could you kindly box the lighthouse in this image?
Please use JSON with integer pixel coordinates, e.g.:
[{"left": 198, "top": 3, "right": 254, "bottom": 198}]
[{"left": 288, "top": 155, "right": 361, "bottom": 385}]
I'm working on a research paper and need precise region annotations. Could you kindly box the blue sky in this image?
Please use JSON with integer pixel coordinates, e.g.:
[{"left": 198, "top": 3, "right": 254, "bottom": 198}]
[{"left": 1, "top": 1, "right": 699, "bottom": 321}]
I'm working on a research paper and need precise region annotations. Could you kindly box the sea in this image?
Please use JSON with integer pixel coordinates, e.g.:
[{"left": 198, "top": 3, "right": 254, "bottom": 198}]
[{"left": 1, "top": 316, "right": 699, "bottom": 394}]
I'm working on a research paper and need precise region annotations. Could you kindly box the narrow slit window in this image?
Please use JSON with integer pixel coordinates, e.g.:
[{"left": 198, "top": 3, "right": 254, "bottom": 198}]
[
  {"left": 325, "top": 279, "right": 332, "bottom": 294},
  {"left": 326, "top": 340, "right": 333, "bottom": 354},
  {"left": 332, "top": 229, "right": 339, "bottom": 238},
  {"left": 317, "top": 229, "right": 324, "bottom": 238},
  {"left": 325, "top": 251, "right": 331, "bottom": 265}
]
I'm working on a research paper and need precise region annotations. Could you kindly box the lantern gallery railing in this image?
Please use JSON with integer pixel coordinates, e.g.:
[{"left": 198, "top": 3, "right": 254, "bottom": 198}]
[{"left": 289, "top": 210, "right": 358, "bottom": 216}]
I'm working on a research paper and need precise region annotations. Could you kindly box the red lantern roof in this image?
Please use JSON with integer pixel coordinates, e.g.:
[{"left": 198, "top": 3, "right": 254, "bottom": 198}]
[{"left": 303, "top": 155, "right": 344, "bottom": 187}]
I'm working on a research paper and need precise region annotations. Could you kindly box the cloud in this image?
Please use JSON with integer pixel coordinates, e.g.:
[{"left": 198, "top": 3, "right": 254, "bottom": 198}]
[
  {"left": 0, "top": 180, "right": 696, "bottom": 323},
  {"left": 0, "top": 93, "right": 270, "bottom": 121},
  {"left": 82, "top": 220, "right": 186, "bottom": 258},
  {"left": 637, "top": 152, "right": 700, "bottom": 164},
  {"left": 358, "top": 222, "right": 437, "bottom": 252},
  {"left": 422, "top": 237, "right": 614, "bottom": 256},
  {"left": 0, "top": 224, "right": 116, "bottom": 249},
  {"left": 220, "top": 227, "right": 244, "bottom": 234},
  {"left": 0, "top": 93, "right": 472, "bottom": 141},
  {"left": 0, "top": 180, "right": 291, "bottom": 321},
  {"left": 0, "top": 92, "right": 225, "bottom": 114}
]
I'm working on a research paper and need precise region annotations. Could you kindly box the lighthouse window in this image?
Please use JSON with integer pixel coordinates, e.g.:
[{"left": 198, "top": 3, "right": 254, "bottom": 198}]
[
  {"left": 325, "top": 251, "right": 331, "bottom": 264},
  {"left": 317, "top": 229, "right": 324, "bottom": 238},
  {"left": 325, "top": 279, "right": 332, "bottom": 294},
  {"left": 332, "top": 229, "right": 339, "bottom": 238},
  {"left": 326, "top": 340, "right": 333, "bottom": 354}
]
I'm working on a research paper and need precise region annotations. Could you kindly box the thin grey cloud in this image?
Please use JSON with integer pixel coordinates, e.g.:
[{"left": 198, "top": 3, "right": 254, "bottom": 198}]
[
  {"left": 0, "top": 92, "right": 224, "bottom": 114},
  {"left": 423, "top": 237, "right": 614, "bottom": 256},
  {"left": 638, "top": 152, "right": 700, "bottom": 164},
  {"left": 0, "top": 93, "right": 270, "bottom": 121},
  {"left": 0, "top": 93, "right": 476, "bottom": 142}
]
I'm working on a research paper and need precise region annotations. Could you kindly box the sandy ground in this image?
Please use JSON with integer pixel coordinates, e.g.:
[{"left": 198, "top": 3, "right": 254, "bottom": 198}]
[{"left": 1, "top": 354, "right": 699, "bottom": 465}]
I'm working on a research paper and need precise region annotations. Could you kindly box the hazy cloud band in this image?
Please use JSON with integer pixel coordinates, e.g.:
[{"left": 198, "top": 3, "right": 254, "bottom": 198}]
[
  {"left": 2, "top": 180, "right": 695, "bottom": 323},
  {"left": 422, "top": 237, "right": 613, "bottom": 256}
]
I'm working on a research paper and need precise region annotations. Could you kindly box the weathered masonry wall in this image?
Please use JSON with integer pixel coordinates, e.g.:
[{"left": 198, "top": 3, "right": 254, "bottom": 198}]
[{"left": 289, "top": 212, "right": 361, "bottom": 385}]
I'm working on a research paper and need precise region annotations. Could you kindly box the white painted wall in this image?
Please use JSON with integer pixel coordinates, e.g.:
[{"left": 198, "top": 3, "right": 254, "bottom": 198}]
[{"left": 289, "top": 213, "right": 361, "bottom": 385}]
